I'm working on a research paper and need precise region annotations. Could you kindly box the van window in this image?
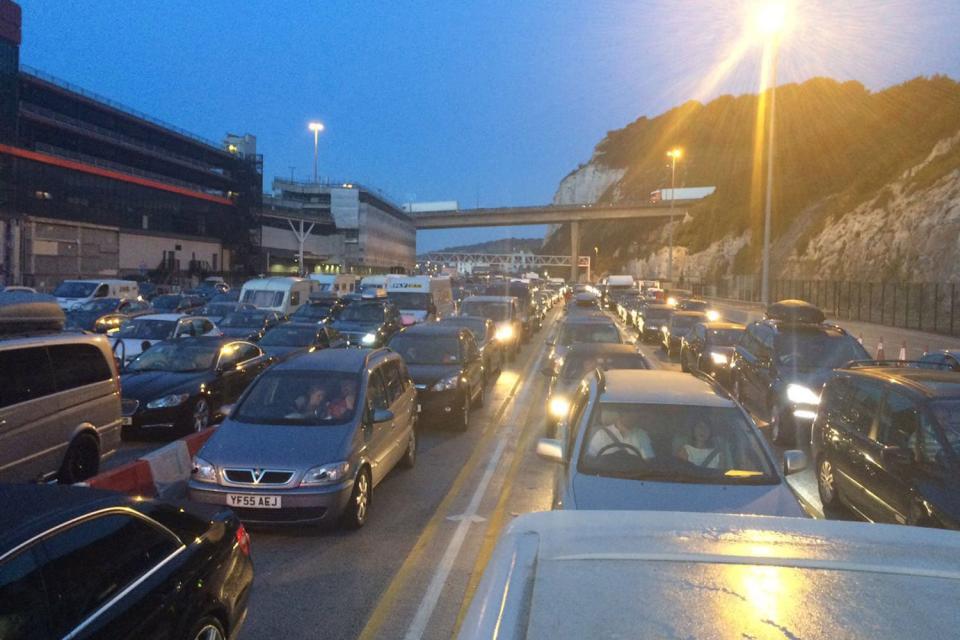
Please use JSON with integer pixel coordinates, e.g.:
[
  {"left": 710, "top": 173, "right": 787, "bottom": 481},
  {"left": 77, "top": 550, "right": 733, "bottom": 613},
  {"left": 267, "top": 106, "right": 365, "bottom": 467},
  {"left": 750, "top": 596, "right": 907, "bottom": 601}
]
[
  {"left": 877, "top": 390, "right": 920, "bottom": 450},
  {"left": 49, "top": 344, "right": 112, "bottom": 391},
  {"left": 0, "top": 347, "right": 56, "bottom": 408},
  {"left": 290, "top": 291, "right": 301, "bottom": 306},
  {"left": 367, "top": 369, "right": 389, "bottom": 412}
]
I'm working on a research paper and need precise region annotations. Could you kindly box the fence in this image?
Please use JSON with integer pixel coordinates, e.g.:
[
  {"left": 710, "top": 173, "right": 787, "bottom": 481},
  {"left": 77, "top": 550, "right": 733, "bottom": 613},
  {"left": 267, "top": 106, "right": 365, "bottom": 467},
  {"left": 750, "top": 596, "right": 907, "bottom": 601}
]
[{"left": 693, "top": 275, "right": 960, "bottom": 337}]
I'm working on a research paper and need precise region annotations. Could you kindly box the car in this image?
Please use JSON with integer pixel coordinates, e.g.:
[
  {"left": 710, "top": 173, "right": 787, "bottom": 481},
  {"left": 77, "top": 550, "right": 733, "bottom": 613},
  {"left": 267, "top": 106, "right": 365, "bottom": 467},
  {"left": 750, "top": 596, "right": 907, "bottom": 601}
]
[
  {"left": 198, "top": 301, "right": 257, "bottom": 325},
  {"left": 813, "top": 363, "right": 960, "bottom": 529},
  {"left": 0, "top": 285, "right": 36, "bottom": 294},
  {"left": 189, "top": 348, "right": 417, "bottom": 528},
  {"left": 459, "top": 296, "right": 522, "bottom": 361},
  {"left": 289, "top": 296, "right": 346, "bottom": 324},
  {"left": 567, "top": 291, "right": 600, "bottom": 313},
  {"left": 679, "top": 321, "right": 746, "bottom": 383},
  {"left": 329, "top": 298, "right": 403, "bottom": 348},
  {"left": 209, "top": 290, "right": 241, "bottom": 303},
  {"left": 458, "top": 510, "right": 960, "bottom": 640},
  {"left": 636, "top": 303, "right": 672, "bottom": 343},
  {"left": 919, "top": 349, "right": 960, "bottom": 371},
  {"left": 661, "top": 310, "right": 707, "bottom": 358},
  {"left": 111, "top": 313, "right": 220, "bottom": 364},
  {"left": 731, "top": 300, "right": 870, "bottom": 445},
  {"left": 121, "top": 336, "right": 274, "bottom": 438},
  {"left": 150, "top": 293, "right": 206, "bottom": 314},
  {"left": 483, "top": 281, "right": 536, "bottom": 337},
  {"left": 545, "top": 315, "right": 622, "bottom": 376},
  {"left": 542, "top": 343, "right": 649, "bottom": 437},
  {"left": 388, "top": 323, "right": 485, "bottom": 430},
  {"left": 0, "top": 483, "right": 252, "bottom": 640},
  {"left": 258, "top": 322, "right": 346, "bottom": 360},
  {"left": 439, "top": 315, "right": 504, "bottom": 378},
  {"left": 537, "top": 369, "right": 806, "bottom": 515},
  {"left": 677, "top": 297, "right": 721, "bottom": 321},
  {"left": 218, "top": 309, "right": 284, "bottom": 341},
  {"left": 64, "top": 296, "right": 153, "bottom": 332},
  {"left": 0, "top": 292, "right": 121, "bottom": 483}
]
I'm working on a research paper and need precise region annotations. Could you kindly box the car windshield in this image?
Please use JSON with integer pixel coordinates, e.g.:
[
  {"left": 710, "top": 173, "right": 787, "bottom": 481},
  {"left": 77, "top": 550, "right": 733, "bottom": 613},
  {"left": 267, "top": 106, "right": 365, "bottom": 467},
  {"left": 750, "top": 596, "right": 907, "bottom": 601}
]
[
  {"left": 670, "top": 315, "right": 702, "bottom": 330},
  {"left": 707, "top": 329, "right": 744, "bottom": 346},
  {"left": 561, "top": 353, "right": 648, "bottom": 381},
  {"left": 292, "top": 303, "right": 334, "bottom": 321},
  {"left": 53, "top": 281, "right": 97, "bottom": 298},
  {"left": 340, "top": 303, "right": 385, "bottom": 323},
  {"left": 76, "top": 298, "right": 119, "bottom": 313},
  {"left": 117, "top": 318, "right": 177, "bottom": 340},
  {"left": 260, "top": 325, "right": 317, "bottom": 347},
  {"left": 221, "top": 311, "right": 267, "bottom": 328},
  {"left": 233, "top": 370, "right": 360, "bottom": 426},
  {"left": 389, "top": 335, "right": 461, "bottom": 365},
  {"left": 774, "top": 330, "right": 869, "bottom": 370},
  {"left": 152, "top": 295, "right": 181, "bottom": 310},
  {"left": 126, "top": 341, "right": 219, "bottom": 372},
  {"left": 442, "top": 319, "right": 486, "bottom": 342},
  {"left": 387, "top": 291, "right": 430, "bottom": 310},
  {"left": 558, "top": 323, "right": 620, "bottom": 346},
  {"left": 928, "top": 400, "right": 960, "bottom": 459},
  {"left": 242, "top": 289, "right": 285, "bottom": 307},
  {"left": 645, "top": 309, "right": 671, "bottom": 321},
  {"left": 577, "top": 403, "right": 777, "bottom": 484},
  {"left": 681, "top": 301, "right": 709, "bottom": 312},
  {"left": 461, "top": 301, "right": 511, "bottom": 321}
]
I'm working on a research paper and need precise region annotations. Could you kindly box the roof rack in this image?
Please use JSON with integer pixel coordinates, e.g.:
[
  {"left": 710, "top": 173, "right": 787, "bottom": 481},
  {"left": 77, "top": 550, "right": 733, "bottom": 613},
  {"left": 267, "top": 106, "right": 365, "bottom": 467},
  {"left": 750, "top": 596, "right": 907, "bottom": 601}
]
[
  {"left": 594, "top": 367, "right": 606, "bottom": 393},
  {"left": 0, "top": 292, "right": 65, "bottom": 336},
  {"left": 765, "top": 299, "right": 826, "bottom": 324},
  {"left": 844, "top": 360, "right": 952, "bottom": 370}
]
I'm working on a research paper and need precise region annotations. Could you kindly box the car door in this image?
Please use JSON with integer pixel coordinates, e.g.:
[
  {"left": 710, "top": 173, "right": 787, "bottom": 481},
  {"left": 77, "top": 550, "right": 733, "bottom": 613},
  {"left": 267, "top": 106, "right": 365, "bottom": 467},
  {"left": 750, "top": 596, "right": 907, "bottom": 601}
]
[
  {"left": 381, "top": 359, "right": 414, "bottom": 468},
  {"left": 232, "top": 342, "right": 269, "bottom": 401},
  {"left": 871, "top": 389, "right": 923, "bottom": 524},
  {"left": 326, "top": 326, "right": 346, "bottom": 348},
  {"left": 734, "top": 324, "right": 764, "bottom": 410},
  {"left": 365, "top": 367, "right": 394, "bottom": 485},
  {"left": 462, "top": 334, "right": 484, "bottom": 396},
  {"left": 688, "top": 324, "right": 706, "bottom": 370},
  {"left": 831, "top": 376, "right": 883, "bottom": 518},
  {"left": 555, "top": 384, "right": 593, "bottom": 510},
  {"left": 213, "top": 342, "right": 243, "bottom": 408}
]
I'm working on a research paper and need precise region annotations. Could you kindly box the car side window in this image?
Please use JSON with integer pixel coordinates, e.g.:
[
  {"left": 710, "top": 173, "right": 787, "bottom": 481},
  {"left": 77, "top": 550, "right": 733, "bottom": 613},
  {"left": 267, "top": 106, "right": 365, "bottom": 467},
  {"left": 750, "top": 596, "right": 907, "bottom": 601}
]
[
  {"left": 877, "top": 390, "right": 920, "bottom": 450},
  {"left": 236, "top": 343, "right": 261, "bottom": 362},
  {"left": 0, "top": 549, "right": 51, "bottom": 640},
  {"left": 0, "top": 347, "right": 56, "bottom": 408},
  {"left": 367, "top": 369, "right": 389, "bottom": 412},
  {"left": 694, "top": 325, "right": 706, "bottom": 343},
  {"left": 315, "top": 329, "right": 330, "bottom": 348},
  {"left": 564, "top": 386, "right": 592, "bottom": 456},
  {"left": 396, "top": 360, "right": 412, "bottom": 390},
  {"left": 48, "top": 344, "right": 113, "bottom": 391},
  {"left": 844, "top": 377, "right": 883, "bottom": 437},
  {"left": 219, "top": 343, "right": 242, "bottom": 369},
  {"left": 176, "top": 321, "right": 194, "bottom": 337},
  {"left": 193, "top": 319, "right": 212, "bottom": 335},
  {"left": 382, "top": 361, "right": 405, "bottom": 404},
  {"left": 917, "top": 411, "right": 947, "bottom": 467},
  {"left": 464, "top": 336, "right": 479, "bottom": 362},
  {"left": 40, "top": 514, "right": 180, "bottom": 636}
]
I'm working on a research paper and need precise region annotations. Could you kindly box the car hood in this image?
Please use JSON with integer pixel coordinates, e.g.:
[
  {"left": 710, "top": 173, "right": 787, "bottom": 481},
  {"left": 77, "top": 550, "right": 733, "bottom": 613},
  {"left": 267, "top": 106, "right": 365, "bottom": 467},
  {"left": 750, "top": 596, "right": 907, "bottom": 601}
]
[
  {"left": 331, "top": 320, "right": 379, "bottom": 333},
  {"left": 199, "top": 419, "right": 355, "bottom": 469},
  {"left": 570, "top": 473, "right": 806, "bottom": 518},
  {"left": 407, "top": 363, "right": 462, "bottom": 388},
  {"left": 220, "top": 327, "right": 259, "bottom": 339},
  {"left": 121, "top": 370, "right": 210, "bottom": 401},
  {"left": 260, "top": 345, "right": 307, "bottom": 360}
]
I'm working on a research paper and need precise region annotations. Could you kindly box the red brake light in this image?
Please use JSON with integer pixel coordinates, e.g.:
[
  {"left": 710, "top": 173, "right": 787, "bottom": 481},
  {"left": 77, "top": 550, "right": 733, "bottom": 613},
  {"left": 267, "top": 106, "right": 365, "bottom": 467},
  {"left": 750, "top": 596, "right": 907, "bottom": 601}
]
[{"left": 235, "top": 523, "right": 251, "bottom": 556}]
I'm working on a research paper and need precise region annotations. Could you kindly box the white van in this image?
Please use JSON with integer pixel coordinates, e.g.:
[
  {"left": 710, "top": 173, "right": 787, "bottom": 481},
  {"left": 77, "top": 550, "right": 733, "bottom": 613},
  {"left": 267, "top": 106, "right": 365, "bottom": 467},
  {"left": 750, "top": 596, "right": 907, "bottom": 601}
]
[
  {"left": 386, "top": 276, "right": 454, "bottom": 324},
  {"left": 52, "top": 279, "right": 139, "bottom": 311},
  {"left": 309, "top": 273, "right": 359, "bottom": 297},
  {"left": 239, "top": 277, "right": 313, "bottom": 316}
]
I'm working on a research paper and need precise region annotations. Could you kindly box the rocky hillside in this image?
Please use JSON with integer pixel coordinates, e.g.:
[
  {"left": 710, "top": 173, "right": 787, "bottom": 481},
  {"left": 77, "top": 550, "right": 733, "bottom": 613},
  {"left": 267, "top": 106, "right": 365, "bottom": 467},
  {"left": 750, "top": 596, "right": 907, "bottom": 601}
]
[
  {"left": 543, "top": 75, "right": 960, "bottom": 283},
  {"left": 419, "top": 237, "right": 543, "bottom": 256}
]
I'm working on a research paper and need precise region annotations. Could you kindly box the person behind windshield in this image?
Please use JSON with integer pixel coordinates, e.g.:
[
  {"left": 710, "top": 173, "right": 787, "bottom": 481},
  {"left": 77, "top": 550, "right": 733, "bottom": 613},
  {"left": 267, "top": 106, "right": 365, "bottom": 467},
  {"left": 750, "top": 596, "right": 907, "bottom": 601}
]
[
  {"left": 676, "top": 420, "right": 722, "bottom": 469},
  {"left": 585, "top": 409, "right": 654, "bottom": 459},
  {"left": 328, "top": 379, "right": 357, "bottom": 420},
  {"left": 290, "top": 383, "right": 330, "bottom": 420}
]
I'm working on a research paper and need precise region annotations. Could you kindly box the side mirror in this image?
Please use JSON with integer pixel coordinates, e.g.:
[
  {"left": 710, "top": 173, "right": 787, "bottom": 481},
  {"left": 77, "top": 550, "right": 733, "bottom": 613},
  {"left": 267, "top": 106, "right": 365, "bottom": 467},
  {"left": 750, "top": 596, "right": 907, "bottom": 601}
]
[
  {"left": 881, "top": 446, "right": 914, "bottom": 467},
  {"left": 372, "top": 408, "right": 394, "bottom": 423},
  {"left": 783, "top": 450, "right": 808, "bottom": 475},
  {"left": 536, "top": 438, "right": 564, "bottom": 464}
]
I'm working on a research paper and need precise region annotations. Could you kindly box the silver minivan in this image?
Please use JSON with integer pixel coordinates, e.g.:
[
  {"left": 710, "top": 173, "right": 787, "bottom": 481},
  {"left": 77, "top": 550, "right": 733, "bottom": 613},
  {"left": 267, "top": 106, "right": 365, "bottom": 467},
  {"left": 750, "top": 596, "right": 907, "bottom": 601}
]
[{"left": 0, "top": 295, "right": 122, "bottom": 483}]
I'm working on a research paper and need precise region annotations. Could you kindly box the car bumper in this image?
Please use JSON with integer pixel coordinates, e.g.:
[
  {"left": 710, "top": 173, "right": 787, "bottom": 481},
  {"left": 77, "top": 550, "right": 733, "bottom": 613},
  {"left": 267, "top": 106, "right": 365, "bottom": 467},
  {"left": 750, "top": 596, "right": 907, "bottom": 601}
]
[
  {"left": 417, "top": 387, "right": 466, "bottom": 423},
  {"left": 122, "top": 403, "right": 194, "bottom": 438},
  {"left": 188, "top": 479, "right": 354, "bottom": 525}
]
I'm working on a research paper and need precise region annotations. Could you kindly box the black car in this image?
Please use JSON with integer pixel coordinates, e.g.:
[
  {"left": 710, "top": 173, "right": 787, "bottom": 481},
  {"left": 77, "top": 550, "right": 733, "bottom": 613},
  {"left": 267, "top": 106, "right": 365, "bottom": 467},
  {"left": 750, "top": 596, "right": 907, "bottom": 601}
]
[
  {"left": 289, "top": 296, "right": 345, "bottom": 324},
  {"left": 731, "top": 300, "right": 870, "bottom": 445},
  {"left": 151, "top": 294, "right": 206, "bottom": 314},
  {"left": 64, "top": 297, "right": 152, "bottom": 332},
  {"left": 199, "top": 301, "right": 256, "bottom": 325},
  {"left": 919, "top": 350, "right": 960, "bottom": 372},
  {"left": 218, "top": 309, "right": 284, "bottom": 341},
  {"left": 680, "top": 321, "right": 746, "bottom": 384},
  {"left": 209, "top": 290, "right": 241, "bottom": 304},
  {"left": 662, "top": 310, "right": 707, "bottom": 358},
  {"left": 0, "top": 483, "right": 252, "bottom": 640},
  {"left": 121, "top": 336, "right": 274, "bottom": 438},
  {"left": 258, "top": 322, "right": 346, "bottom": 360},
  {"left": 329, "top": 299, "right": 402, "bottom": 348},
  {"left": 484, "top": 281, "right": 536, "bottom": 336},
  {"left": 814, "top": 364, "right": 960, "bottom": 529},
  {"left": 439, "top": 315, "right": 503, "bottom": 378},
  {"left": 388, "top": 324, "right": 485, "bottom": 430},
  {"left": 637, "top": 303, "right": 673, "bottom": 342}
]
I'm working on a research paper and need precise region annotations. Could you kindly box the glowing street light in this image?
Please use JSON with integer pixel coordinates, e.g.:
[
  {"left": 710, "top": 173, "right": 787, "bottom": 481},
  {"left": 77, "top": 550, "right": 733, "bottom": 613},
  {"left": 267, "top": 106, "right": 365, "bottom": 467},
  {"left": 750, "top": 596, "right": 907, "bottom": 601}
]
[
  {"left": 754, "top": 1, "right": 789, "bottom": 38},
  {"left": 666, "top": 148, "right": 683, "bottom": 283},
  {"left": 308, "top": 121, "right": 325, "bottom": 183}
]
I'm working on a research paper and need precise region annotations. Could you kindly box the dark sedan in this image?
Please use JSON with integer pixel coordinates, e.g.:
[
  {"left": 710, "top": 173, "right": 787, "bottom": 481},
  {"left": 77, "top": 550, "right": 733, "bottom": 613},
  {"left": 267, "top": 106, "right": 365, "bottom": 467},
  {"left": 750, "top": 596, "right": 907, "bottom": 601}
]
[
  {"left": 259, "top": 322, "right": 346, "bottom": 360},
  {"left": 439, "top": 315, "right": 504, "bottom": 378},
  {"left": 0, "top": 483, "right": 252, "bottom": 640},
  {"left": 121, "top": 336, "right": 274, "bottom": 438},
  {"left": 218, "top": 310, "right": 284, "bottom": 341},
  {"left": 680, "top": 321, "right": 746, "bottom": 385},
  {"left": 329, "top": 300, "right": 402, "bottom": 348},
  {"left": 289, "top": 297, "right": 345, "bottom": 324},
  {"left": 388, "top": 324, "right": 485, "bottom": 430},
  {"left": 637, "top": 304, "right": 673, "bottom": 343},
  {"left": 662, "top": 310, "right": 707, "bottom": 358},
  {"left": 199, "top": 301, "right": 256, "bottom": 325},
  {"left": 64, "top": 296, "right": 152, "bottom": 332},
  {"left": 151, "top": 293, "right": 206, "bottom": 314}
]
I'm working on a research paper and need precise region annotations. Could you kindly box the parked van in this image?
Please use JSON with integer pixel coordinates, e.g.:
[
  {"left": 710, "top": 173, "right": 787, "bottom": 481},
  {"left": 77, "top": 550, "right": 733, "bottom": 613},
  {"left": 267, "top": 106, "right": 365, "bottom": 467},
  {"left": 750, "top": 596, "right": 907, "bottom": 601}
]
[
  {"left": 52, "top": 279, "right": 139, "bottom": 311},
  {"left": 309, "top": 273, "right": 359, "bottom": 297},
  {"left": 359, "top": 274, "right": 401, "bottom": 298},
  {"left": 239, "top": 277, "right": 313, "bottom": 316},
  {"left": 0, "top": 292, "right": 122, "bottom": 483},
  {"left": 386, "top": 276, "right": 455, "bottom": 324}
]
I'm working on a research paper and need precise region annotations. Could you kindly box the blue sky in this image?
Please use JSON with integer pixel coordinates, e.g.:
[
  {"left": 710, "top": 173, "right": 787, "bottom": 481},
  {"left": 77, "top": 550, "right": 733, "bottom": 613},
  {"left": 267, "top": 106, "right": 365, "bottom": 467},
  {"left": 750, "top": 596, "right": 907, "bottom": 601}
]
[{"left": 18, "top": 1, "right": 960, "bottom": 251}]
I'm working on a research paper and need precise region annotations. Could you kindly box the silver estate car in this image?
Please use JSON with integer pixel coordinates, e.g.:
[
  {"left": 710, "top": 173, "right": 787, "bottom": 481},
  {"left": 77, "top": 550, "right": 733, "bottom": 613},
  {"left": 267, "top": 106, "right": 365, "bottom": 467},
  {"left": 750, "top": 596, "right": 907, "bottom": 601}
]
[
  {"left": 188, "top": 347, "right": 418, "bottom": 528},
  {"left": 538, "top": 369, "right": 807, "bottom": 516}
]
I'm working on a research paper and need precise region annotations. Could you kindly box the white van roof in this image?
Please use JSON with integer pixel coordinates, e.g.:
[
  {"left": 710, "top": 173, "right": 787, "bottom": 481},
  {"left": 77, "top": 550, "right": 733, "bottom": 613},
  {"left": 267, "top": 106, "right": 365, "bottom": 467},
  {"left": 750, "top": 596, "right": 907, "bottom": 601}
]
[
  {"left": 62, "top": 279, "right": 137, "bottom": 286},
  {"left": 606, "top": 275, "right": 635, "bottom": 286},
  {"left": 241, "top": 277, "right": 308, "bottom": 290},
  {"left": 386, "top": 276, "right": 432, "bottom": 291}
]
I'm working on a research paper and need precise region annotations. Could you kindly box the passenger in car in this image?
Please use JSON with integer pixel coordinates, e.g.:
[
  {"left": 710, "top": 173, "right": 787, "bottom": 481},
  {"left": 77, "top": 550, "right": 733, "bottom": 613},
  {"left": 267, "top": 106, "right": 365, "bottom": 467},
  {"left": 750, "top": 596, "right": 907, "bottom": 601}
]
[
  {"left": 676, "top": 421, "right": 722, "bottom": 469},
  {"left": 329, "top": 379, "right": 357, "bottom": 420}
]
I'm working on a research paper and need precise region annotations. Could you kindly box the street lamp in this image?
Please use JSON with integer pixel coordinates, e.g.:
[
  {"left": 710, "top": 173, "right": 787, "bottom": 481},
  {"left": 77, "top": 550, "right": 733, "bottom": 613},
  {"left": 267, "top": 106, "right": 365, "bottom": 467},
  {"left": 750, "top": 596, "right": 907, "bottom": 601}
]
[
  {"left": 308, "top": 121, "right": 325, "bottom": 183},
  {"left": 666, "top": 148, "right": 683, "bottom": 283}
]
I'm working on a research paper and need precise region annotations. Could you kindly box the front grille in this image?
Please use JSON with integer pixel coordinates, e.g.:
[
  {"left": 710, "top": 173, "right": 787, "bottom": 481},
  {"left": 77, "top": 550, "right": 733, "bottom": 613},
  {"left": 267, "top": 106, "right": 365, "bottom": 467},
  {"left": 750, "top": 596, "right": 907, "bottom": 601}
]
[
  {"left": 121, "top": 399, "right": 140, "bottom": 416},
  {"left": 232, "top": 506, "right": 327, "bottom": 523},
  {"left": 224, "top": 469, "right": 295, "bottom": 485}
]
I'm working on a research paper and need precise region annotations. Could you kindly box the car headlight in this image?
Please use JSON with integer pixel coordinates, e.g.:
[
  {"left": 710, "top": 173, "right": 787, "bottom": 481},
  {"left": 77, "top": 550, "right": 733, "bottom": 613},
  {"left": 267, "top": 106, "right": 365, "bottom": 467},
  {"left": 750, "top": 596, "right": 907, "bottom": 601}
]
[
  {"left": 710, "top": 352, "right": 729, "bottom": 365},
  {"left": 361, "top": 333, "right": 377, "bottom": 345},
  {"left": 548, "top": 396, "right": 570, "bottom": 419},
  {"left": 706, "top": 310, "right": 721, "bottom": 322},
  {"left": 146, "top": 393, "right": 190, "bottom": 409},
  {"left": 786, "top": 384, "right": 820, "bottom": 405},
  {"left": 191, "top": 456, "right": 217, "bottom": 483},
  {"left": 96, "top": 316, "right": 123, "bottom": 328},
  {"left": 431, "top": 374, "right": 461, "bottom": 392},
  {"left": 667, "top": 296, "right": 678, "bottom": 307},
  {"left": 495, "top": 325, "right": 514, "bottom": 341},
  {"left": 300, "top": 461, "right": 351, "bottom": 487}
]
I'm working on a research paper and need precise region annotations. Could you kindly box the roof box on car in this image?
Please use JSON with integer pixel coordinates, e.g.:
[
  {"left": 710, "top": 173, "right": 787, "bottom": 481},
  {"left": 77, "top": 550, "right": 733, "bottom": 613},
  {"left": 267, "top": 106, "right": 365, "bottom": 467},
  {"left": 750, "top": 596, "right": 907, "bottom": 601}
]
[
  {"left": 765, "top": 299, "right": 825, "bottom": 324},
  {"left": 0, "top": 291, "right": 65, "bottom": 335}
]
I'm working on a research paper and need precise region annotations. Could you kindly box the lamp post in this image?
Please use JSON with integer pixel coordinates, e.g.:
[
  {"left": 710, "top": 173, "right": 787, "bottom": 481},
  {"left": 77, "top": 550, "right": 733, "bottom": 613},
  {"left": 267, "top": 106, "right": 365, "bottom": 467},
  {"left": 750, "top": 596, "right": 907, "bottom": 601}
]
[
  {"left": 308, "top": 121, "right": 324, "bottom": 183},
  {"left": 666, "top": 148, "right": 683, "bottom": 283}
]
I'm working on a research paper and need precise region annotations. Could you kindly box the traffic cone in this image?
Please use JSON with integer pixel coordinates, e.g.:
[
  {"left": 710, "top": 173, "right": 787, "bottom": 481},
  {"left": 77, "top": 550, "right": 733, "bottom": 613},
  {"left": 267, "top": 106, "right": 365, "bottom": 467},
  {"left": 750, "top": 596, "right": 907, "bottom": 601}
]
[
  {"left": 924, "top": 345, "right": 929, "bottom": 356},
  {"left": 858, "top": 334, "right": 864, "bottom": 345},
  {"left": 876, "top": 339, "right": 885, "bottom": 360},
  {"left": 898, "top": 342, "right": 907, "bottom": 361}
]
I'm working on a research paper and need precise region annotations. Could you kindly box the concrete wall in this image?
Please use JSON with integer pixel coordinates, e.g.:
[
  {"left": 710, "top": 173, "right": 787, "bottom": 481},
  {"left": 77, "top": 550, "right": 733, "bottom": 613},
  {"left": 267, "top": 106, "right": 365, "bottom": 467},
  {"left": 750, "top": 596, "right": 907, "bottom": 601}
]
[
  {"left": 359, "top": 202, "right": 415, "bottom": 271},
  {"left": 259, "top": 224, "right": 346, "bottom": 260},
  {"left": 19, "top": 217, "right": 119, "bottom": 291},
  {"left": 118, "top": 231, "right": 227, "bottom": 275}
]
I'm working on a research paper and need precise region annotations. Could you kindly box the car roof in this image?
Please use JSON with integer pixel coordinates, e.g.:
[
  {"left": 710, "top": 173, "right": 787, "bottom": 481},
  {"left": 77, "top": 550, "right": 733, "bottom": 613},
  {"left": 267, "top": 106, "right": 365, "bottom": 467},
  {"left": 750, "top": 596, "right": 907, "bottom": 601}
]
[
  {"left": 599, "top": 370, "right": 733, "bottom": 407},
  {"left": 273, "top": 346, "right": 384, "bottom": 373},
  {"left": 129, "top": 313, "right": 184, "bottom": 321},
  {"left": 397, "top": 323, "right": 464, "bottom": 337},
  {"left": 565, "top": 343, "right": 643, "bottom": 356},
  {"left": 845, "top": 368, "right": 960, "bottom": 399},
  {"left": 462, "top": 295, "right": 515, "bottom": 302},
  {"left": 700, "top": 321, "right": 745, "bottom": 330},
  {"left": 562, "top": 315, "right": 616, "bottom": 325}
]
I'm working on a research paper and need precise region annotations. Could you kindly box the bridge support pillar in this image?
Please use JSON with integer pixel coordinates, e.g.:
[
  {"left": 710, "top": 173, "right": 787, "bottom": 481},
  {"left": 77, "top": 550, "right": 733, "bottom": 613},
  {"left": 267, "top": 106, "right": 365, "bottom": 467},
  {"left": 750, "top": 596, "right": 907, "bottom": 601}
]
[{"left": 570, "top": 220, "right": 580, "bottom": 283}]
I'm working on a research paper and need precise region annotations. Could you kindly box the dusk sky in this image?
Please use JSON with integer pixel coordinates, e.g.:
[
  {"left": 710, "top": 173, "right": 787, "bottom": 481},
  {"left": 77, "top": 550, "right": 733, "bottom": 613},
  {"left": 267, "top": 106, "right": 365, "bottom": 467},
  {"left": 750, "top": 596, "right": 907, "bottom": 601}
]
[{"left": 18, "top": 1, "right": 960, "bottom": 251}]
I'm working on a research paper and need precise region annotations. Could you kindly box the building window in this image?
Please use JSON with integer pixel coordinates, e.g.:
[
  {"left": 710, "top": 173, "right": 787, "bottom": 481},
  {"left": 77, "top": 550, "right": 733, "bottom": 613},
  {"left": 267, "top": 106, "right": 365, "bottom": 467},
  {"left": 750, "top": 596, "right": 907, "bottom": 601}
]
[{"left": 142, "top": 214, "right": 149, "bottom": 230}]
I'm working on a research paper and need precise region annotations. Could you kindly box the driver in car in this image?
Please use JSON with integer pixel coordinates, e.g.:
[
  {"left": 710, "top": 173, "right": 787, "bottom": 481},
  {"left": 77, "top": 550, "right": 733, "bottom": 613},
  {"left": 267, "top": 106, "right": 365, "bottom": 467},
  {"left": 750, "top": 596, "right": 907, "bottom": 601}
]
[{"left": 586, "top": 409, "right": 655, "bottom": 460}]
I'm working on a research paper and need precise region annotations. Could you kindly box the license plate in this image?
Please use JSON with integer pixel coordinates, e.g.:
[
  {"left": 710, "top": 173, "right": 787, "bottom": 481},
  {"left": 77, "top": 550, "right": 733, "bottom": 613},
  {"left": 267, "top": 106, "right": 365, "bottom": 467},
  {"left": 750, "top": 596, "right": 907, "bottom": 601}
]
[
  {"left": 227, "top": 494, "right": 282, "bottom": 509},
  {"left": 121, "top": 417, "right": 133, "bottom": 426}
]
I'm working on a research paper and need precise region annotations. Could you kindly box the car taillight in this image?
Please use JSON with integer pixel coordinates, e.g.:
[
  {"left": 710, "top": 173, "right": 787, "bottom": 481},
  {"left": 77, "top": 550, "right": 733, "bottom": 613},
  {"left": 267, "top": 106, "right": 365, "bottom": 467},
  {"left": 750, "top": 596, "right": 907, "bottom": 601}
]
[{"left": 235, "top": 523, "right": 251, "bottom": 557}]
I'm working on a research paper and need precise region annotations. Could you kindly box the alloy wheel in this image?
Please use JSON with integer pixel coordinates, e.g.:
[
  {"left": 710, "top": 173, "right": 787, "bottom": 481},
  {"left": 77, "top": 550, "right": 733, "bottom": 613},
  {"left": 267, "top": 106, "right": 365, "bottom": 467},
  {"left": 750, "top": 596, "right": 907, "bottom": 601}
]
[
  {"left": 193, "top": 399, "right": 210, "bottom": 432},
  {"left": 819, "top": 458, "right": 836, "bottom": 505},
  {"left": 355, "top": 472, "right": 369, "bottom": 524},
  {"left": 194, "top": 625, "right": 224, "bottom": 640}
]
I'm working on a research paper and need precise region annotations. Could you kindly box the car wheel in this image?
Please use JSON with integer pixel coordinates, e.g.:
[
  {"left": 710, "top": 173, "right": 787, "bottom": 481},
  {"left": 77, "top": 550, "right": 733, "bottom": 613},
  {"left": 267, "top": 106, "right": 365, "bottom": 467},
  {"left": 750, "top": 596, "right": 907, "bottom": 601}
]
[
  {"left": 185, "top": 616, "right": 226, "bottom": 640},
  {"left": 817, "top": 455, "right": 841, "bottom": 513},
  {"left": 457, "top": 395, "right": 470, "bottom": 432},
  {"left": 342, "top": 467, "right": 371, "bottom": 529},
  {"left": 59, "top": 433, "right": 100, "bottom": 484},
  {"left": 400, "top": 428, "right": 417, "bottom": 469},
  {"left": 192, "top": 398, "right": 210, "bottom": 433}
]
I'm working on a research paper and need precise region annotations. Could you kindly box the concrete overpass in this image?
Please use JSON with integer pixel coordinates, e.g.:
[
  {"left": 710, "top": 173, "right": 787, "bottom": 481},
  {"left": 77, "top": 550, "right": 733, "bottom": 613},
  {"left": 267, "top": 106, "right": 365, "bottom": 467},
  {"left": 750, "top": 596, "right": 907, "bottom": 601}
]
[{"left": 411, "top": 202, "right": 685, "bottom": 280}]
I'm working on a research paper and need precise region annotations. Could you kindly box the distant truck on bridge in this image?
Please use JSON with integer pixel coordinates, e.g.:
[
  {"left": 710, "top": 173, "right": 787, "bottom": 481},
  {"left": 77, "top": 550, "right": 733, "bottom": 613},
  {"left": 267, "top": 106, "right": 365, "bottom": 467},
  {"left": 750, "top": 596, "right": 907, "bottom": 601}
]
[
  {"left": 402, "top": 200, "right": 459, "bottom": 213},
  {"left": 649, "top": 186, "right": 716, "bottom": 203}
]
